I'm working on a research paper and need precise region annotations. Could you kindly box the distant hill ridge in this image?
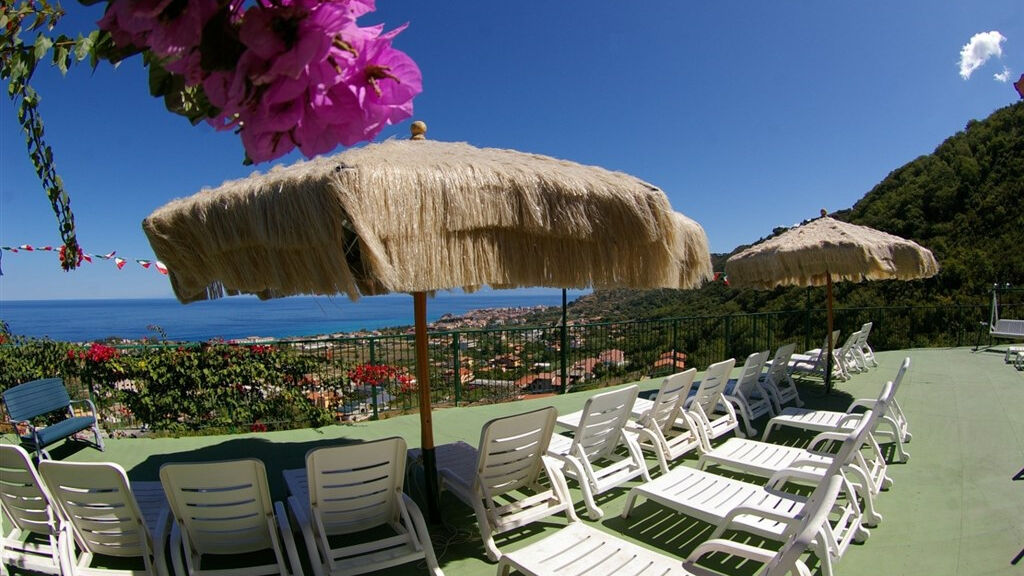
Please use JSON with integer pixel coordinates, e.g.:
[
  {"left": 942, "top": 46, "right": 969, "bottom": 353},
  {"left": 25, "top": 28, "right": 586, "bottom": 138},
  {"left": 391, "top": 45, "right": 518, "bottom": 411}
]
[{"left": 566, "top": 101, "right": 1024, "bottom": 322}]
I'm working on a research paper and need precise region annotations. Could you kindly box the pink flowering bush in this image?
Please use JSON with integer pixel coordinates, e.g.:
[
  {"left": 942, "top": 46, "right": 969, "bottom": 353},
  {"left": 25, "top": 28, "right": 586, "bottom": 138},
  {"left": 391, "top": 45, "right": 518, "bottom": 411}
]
[{"left": 97, "top": 0, "right": 421, "bottom": 163}]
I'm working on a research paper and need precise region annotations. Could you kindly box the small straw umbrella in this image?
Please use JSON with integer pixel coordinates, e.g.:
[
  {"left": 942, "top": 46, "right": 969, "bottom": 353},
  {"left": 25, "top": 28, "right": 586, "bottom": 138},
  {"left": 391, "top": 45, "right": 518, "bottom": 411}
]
[
  {"left": 142, "top": 122, "right": 713, "bottom": 520},
  {"left": 724, "top": 210, "right": 938, "bottom": 393}
]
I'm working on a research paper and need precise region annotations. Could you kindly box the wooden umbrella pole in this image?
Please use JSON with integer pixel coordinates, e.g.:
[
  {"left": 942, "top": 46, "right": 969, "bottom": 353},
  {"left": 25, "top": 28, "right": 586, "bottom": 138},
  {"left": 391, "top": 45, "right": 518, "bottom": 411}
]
[
  {"left": 414, "top": 291, "right": 440, "bottom": 523},
  {"left": 825, "top": 273, "right": 835, "bottom": 394}
]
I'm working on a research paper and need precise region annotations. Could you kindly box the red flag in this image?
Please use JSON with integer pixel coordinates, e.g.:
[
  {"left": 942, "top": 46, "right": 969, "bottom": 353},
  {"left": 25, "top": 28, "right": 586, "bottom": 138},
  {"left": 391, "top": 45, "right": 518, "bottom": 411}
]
[
  {"left": 99, "top": 251, "right": 116, "bottom": 260},
  {"left": 114, "top": 258, "right": 126, "bottom": 270},
  {"left": 82, "top": 253, "right": 93, "bottom": 263},
  {"left": 19, "top": 245, "right": 33, "bottom": 251},
  {"left": 155, "top": 261, "right": 168, "bottom": 275},
  {"left": 137, "top": 259, "right": 151, "bottom": 269},
  {"left": 40, "top": 246, "right": 53, "bottom": 251},
  {"left": 1015, "top": 74, "right": 1024, "bottom": 100}
]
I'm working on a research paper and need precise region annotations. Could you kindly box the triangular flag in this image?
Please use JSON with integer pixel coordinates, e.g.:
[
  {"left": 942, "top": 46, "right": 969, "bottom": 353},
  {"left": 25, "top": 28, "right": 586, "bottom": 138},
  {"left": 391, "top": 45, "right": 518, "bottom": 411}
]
[
  {"left": 39, "top": 246, "right": 53, "bottom": 251},
  {"left": 19, "top": 244, "right": 33, "bottom": 251},
  {"left": 114, "top": 257, "right": 126, "bottom": 270},
  {"left": 155, "top": 261, "right": 168, "bottom": 275},
  {"left": 82, "top": 253, "right": 93, "bottom": 263},
  {"left": 137, "top": 259, "right": 151, "bottom": 269},
  {"left": 99, "top": 251, "right": 116, "bottom": 260}
]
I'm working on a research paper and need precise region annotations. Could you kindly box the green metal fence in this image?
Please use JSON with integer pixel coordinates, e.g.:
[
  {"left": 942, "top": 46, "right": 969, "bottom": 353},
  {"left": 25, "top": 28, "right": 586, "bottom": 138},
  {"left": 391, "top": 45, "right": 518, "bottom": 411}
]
[{"left": 3, "top": 302, "right": 1016, "bottom": 435}]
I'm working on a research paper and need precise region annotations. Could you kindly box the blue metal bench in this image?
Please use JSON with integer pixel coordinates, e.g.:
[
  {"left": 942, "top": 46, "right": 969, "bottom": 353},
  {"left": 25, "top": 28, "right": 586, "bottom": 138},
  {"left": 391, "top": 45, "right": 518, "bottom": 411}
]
[{"left": 2, "top": 377, "right": 105, "bottom": 460}]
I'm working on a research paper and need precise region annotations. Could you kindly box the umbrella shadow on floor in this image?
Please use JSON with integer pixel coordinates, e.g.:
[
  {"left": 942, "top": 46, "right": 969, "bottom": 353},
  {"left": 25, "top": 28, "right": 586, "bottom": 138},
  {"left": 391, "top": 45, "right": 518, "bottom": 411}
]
[{"left": 126, "top": 433, "right": 371, "bottom": 499}]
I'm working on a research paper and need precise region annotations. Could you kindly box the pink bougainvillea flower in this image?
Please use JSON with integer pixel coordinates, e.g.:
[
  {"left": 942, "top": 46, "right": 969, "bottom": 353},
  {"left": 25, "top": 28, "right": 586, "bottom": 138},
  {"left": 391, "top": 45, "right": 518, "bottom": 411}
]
[
  {"left": 240, "top": 125, "right": 297, "bottom": 164},
  {"left": 146, "top": 0, "right": 219, "bottom": 57},
  {"left": 98, "top": 0, "right": 174, "bottom": 48}
]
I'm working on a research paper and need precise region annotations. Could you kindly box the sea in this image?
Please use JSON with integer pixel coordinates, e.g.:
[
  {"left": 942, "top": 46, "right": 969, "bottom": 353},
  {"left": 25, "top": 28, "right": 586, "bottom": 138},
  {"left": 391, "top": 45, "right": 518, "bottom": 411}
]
[{"left": 0, "top": 289, "right": 590, "bottom": 343}]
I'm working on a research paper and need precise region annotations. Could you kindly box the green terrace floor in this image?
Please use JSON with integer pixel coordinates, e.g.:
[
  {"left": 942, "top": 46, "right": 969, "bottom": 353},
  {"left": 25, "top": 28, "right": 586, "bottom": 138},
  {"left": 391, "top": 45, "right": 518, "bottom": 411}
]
[{"left": 7, "top": 346, "right": 1024, "bottom": 576}]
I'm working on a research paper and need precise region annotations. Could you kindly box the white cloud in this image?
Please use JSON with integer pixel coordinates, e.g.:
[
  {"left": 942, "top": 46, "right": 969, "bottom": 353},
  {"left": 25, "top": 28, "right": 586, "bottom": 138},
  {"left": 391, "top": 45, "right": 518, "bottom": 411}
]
[
  {"left": 995, "top": 67, "right": 1012, "bottom": 82},
  {"left": 959, "top": 30, "right": 1006, "bottom": 79}
]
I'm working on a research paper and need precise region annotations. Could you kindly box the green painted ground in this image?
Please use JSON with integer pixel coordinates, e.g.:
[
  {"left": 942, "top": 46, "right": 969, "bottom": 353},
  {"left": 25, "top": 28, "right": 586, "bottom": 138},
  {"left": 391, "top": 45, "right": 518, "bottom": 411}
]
[{"left": 6, "top": 346, "right": 1024, "bottom": 575}]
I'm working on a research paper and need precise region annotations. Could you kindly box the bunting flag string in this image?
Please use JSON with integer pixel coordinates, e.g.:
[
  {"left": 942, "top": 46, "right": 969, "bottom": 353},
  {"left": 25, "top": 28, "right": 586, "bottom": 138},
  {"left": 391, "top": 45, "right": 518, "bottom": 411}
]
[{"left": 0, "top": 244, "right": 168, "bottom": 275}]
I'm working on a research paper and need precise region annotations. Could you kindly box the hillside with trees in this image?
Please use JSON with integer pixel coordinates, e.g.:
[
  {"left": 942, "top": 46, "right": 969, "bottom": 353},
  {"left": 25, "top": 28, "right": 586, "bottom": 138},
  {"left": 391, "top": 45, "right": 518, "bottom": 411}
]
[{"left": 559, "top": 101, "right": 1024, "bottom": 323}]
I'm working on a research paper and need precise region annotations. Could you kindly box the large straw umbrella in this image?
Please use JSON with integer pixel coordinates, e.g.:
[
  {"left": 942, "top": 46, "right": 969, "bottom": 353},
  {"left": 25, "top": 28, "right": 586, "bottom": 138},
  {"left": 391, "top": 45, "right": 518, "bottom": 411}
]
[
  {"left": 724, "top": 212, "right": 938, "bottom": 393},
  {"left": 142, "top": 122, "right": 713, "bottom": 520}
]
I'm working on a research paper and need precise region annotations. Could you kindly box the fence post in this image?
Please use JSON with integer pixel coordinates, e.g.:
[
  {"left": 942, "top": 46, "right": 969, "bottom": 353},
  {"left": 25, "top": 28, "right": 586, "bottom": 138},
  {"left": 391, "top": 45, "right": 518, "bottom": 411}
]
[
  {"left": 724, "top": 315, "right": 733, "bottom": 358},
  {"left": 368, "top": 339, "right": 379, "bottom": 420},
  {"left": 452, "top": 332, "right": 462, "bottom": 406},
  {"left": 560, "top": 290, "right": 569, "bottom": 394},
  {"left": 672, "top": 319, "right": 679, "bottom": 363},
  {"left": 804, "top": 287, "right": 812, "bottom": 351}
]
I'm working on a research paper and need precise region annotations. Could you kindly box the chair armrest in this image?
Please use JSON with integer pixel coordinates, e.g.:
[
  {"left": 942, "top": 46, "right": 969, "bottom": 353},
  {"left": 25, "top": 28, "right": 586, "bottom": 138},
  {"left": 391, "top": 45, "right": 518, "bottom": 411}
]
[
  {"left": 808, "top": 430, "right": 849, "bottom": 452},
  {"left": 687, "top": 537, "right": 779, "bottom": 565},
  {"left": 847, "top": 398, "right": 876, "bottom": 411},
  {"left": 69, "top": 397, "right": 99, "bottom": 417},
  {"left": 767, "top": 466, "right": 829, "bottom": 490},
  {"left": 711, "top": 504, "right": 802, "bottom": 539}
]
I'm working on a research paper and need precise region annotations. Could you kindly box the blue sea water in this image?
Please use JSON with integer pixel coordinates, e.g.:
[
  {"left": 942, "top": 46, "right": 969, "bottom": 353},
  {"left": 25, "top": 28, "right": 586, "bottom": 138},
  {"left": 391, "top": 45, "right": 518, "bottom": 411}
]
[{"left": 0, "top": 289, "right": 588, "bottom": 342}]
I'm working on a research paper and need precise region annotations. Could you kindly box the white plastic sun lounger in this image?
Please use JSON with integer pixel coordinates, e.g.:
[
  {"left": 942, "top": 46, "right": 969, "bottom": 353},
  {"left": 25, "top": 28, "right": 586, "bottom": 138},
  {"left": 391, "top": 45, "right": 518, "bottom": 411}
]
[
  {"left": 697, "top": 377, "right": 898, "bottom": 527},
  {"left": 621, "top": 417, "right": 871, "bottom": 576},
  {"left": 763, "top": 358, "right": 912, "bottom": 463},
  {"left": 498, "top": 474, "right": 847, "bottom": 576}
]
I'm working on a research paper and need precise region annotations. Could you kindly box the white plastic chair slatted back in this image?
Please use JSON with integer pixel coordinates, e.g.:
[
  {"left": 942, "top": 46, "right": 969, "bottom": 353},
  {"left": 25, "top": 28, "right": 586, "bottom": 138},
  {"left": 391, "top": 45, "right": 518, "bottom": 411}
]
[
  {"left": 573, "top": 385, "right": 639, "bottom": 462},
  {"left": 475, "top": 406, "right": 557, "bottom": 503},
  {"left": 0, "top": 444, "right": 57, "bottom": 537},
  {"left": 160, "top": 459, "right": 276, "bottom": 556},
  {"left": 733, "top": 350, "right": 770, "bottom": 400},
  {"left": 645, "top": 369, "right": 697, "bottom": 433},
  {"left": 761, "top": 473, "right": 847, "bottom": 576},
  {"left": 306, "top": 437, "right": 406, "bottom": 536},
  {"left": 38, "top": 460, "right": 153, "bottom": 560},
  {"left": 689, "top": 358, "right": 736, "bottom": 419},
  {"left": 764, "top": 343, "right": 796, "bottom": 389}
]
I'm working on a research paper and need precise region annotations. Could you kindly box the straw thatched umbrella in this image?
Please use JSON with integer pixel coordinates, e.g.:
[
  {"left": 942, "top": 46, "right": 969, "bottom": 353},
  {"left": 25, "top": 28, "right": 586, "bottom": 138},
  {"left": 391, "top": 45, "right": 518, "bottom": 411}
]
[
  {"left": 725, "top": 212, "right": 938, "bottom": 392},
  {"left": 142, "top": 122, "right": 713, "bottom": 520}
]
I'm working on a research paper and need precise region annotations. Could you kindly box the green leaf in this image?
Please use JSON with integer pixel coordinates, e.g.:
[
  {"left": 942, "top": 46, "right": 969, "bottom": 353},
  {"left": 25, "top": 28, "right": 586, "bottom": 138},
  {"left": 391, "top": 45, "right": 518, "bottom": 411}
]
[
  {"left": 74, "top": 34, "right": 93, "bottom": 61},
  {"left": 33, "top": 34, "right": 52, "bottom": 62}
]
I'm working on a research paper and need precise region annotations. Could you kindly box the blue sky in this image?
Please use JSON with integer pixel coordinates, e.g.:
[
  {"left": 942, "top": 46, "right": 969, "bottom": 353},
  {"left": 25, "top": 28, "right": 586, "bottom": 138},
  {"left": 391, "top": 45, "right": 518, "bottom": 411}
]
[{"left": 1, "top": 1, "right": 1021, "bottom": 301}]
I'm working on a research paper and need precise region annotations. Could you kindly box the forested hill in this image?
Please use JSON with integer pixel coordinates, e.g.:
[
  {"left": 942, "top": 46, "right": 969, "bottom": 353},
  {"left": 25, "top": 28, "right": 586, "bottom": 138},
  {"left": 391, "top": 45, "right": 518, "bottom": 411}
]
[{"left": 563, "top": 101, "right": 1024, "bottom": 323}]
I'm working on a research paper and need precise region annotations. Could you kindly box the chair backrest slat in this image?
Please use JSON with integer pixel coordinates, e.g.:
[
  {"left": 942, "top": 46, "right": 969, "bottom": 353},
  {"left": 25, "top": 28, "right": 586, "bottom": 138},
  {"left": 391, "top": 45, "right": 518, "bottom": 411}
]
[
  {"left": 646, "top": 369, "right": 697, "bottom": 433},
  {"left": 574, "top": 385, "right": 638, "bottom": 462},
  {"left": 160, "top": 459, "right": 275, "bottom": 556},
  {"left": 0, "top": 444, "right": 55, "bottom": 534},
  {"left": 2, "top": 378, "right": 72, "bottom": 421},
  {"left": 690, "top": 358, "right": 736, "bottom": 416},
  {"left": 39, "top": 460, "right": 151, "bottom": 559},
  {"left": 306, "top": 437, "right": 406, "bottom": 535},
  {"left": 475, "top": 407, "right": 557, "bottom": 500}
]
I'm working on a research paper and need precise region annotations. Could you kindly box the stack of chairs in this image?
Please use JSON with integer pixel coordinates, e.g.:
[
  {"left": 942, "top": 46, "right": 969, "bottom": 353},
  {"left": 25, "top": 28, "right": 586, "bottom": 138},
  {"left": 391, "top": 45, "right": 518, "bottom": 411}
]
[{"left": 429, "top": 355, "right": 913, "bottom": 576}]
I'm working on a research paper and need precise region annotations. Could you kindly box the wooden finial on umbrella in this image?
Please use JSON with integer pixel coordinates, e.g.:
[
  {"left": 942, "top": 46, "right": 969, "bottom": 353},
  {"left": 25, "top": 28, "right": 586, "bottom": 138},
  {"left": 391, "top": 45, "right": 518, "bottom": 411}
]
[
  {"left": 410, "top": 121, "right": 427, "bottom": 140},
  {"left": 820, "top": 208, "right": 828, "bottom": 218}
]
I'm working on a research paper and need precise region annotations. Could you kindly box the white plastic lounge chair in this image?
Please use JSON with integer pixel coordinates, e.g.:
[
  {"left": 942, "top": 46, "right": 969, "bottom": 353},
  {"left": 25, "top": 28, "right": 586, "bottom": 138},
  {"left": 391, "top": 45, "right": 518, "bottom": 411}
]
[
  {"left": 621, "top": 417, "right": 872, "bottom": 576},
  {"left": 160, "top": 459, "right": 302, "bottom": 576},
  {"left": 723, "top": 350, "right": 773, "bottom": 437},
  {"left": 0, "top": 444, "right": 70, "bottom": 576},
  {"left": 683, "top": 358, "right": 742, "bottom": 440},
  {"left": 697, "top": 379, "right": 896, "bottom": 527},
  {"left": 546, "top": 385, "right": 650, "bottom": 520},
  {"left": 759, "top": 343, "right": 804, "bottom": 412},
  {"left": 837, "top": 329, "right": 868, "bottom": 375},
  {"left": 38, "top": 460, "right": 172, "bottom": 576},
  {"left": 497, "top": 473, "right": 848, "bottom": 576},
  {"left": 438, "top": 406, "right": 578, "bottom": 561},
  {"left": 284, "top": 437, "right": 443, "bottom": 576},
  {"left": 789, "top": 330, "right": 848, "bottom": 382},
  {"left": 629, "top": 369, "right": 703, "bottom": 474},
  {"left": 763, "top": 358, "right": 912, "bottom": 462},
  {"left": 855, "top": 322, "right": 878, "bottom": 368}
]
